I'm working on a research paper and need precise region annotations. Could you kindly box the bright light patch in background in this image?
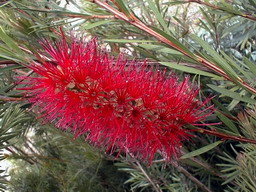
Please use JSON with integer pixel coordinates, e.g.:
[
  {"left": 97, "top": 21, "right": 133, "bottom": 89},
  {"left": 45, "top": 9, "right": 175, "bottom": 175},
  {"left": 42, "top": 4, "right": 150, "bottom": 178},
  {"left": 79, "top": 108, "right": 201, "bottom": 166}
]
[{"left": 59, "top": 0, "right": 81, "bottom": 13}]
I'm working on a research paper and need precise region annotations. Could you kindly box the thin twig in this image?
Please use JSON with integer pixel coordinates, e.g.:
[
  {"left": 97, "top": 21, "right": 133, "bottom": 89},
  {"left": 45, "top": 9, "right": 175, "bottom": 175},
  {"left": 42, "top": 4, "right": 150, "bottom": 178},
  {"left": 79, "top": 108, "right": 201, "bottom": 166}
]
[
  {"left": 193, "top": 128, "right": 256, "bottom": 144},
  {"left": 172, "top": 161, "right": 213, "bottom": 192},
  {"left": 136, "top": 161, "right": 163, "bottom": 192},
  {"left": 5, "top": 146, "right": 36, "bottom": 164},
  {"left": 128, "top": 152, "right": 162, "bottom": 192},
  {"left": 0, "top": 60, "right": 19, "bottom": 65},
  {"left": 152, "top": 155, "right": 224, "bottom": 179},
  {"left": 63, "top": 14, "right": 115, "bottom": 19},
  {"left": 180, "top": 151, "right": 223, "bottom": 178},
  {"left": 0, "top": 96, "right": 24, "bottom": 101},
  {"left": 4, "top": 70, "right": 33, "bottom": 93}
]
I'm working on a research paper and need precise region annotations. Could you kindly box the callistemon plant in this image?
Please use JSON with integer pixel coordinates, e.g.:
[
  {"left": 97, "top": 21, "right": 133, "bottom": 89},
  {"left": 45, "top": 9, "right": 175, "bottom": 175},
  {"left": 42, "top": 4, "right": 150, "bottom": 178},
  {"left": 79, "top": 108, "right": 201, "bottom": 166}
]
[{"left": 23, "top": 35, "right": 213, "bottom": 163}]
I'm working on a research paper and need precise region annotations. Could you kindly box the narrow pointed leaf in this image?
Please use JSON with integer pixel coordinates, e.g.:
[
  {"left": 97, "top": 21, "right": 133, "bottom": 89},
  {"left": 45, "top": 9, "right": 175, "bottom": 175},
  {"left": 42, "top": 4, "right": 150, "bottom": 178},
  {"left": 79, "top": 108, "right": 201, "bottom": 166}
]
[
  {"left": 84, "top": 20, "right": 113, "bottom": 30},
  {"left": 0, "top": 27, "right": 24, "bottom": 56},
  {"left": 160, "top": 62, "right": 222, "bottom": 79},
  {"left": 215, "top": 111, "right": 239, "bottom": 134},
  {"left": 104, "top": 39, "right": 156, "bottom": 43},
  {"left": 139, "top": 44, "right": 182, "bottom": 55},
  {"left": 114, "top": 0, "right": 134, "bottom": 19},
  {"left": 147, "top": 0, "right": 169, "bottom": 33},
  {"left": 208, "top": 84, "right": 256, "bottom": 104},
  {"left": 0, "top": 65, "right": 23, "bottom": 72},
  {"left": 244, "top": 57, "right": 256, "bottom": 75},
  {"left": 152, "top": 27, "right": 196, "bottom": 58},
  {"left": 191, "top": 34, "right": 240, "bottom": 81},
  {"left": 180, "top": 141, "right": 223, "bottom": 159}
]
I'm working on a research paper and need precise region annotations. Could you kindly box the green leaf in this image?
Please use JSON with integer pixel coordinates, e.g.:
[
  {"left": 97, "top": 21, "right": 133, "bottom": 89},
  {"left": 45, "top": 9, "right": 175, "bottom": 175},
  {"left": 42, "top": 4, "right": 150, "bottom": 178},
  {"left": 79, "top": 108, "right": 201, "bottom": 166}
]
[
  {"left": 0, "top": 0, "right": 12, "bottom": 8},
  {"left": 219, "top": 2, "right": 241, "bottom": 15},
  {"left": 20, "top": 8, "right": 92, "bottom": 17},
  {"left": 248, "top": 0, "right": 256, "bottom": 7},
  {"left": 84, "top": 20, "right": 114, "bottom": 30},
  {"left": 220, "top": 51, "right": 254, "bottom": 84},
  {"left": 152, "top": 27, "right": 196, "bottom": 58},
  {"left": 114, "top": 0, "right": 134, "bottom": 19},
  {"left": 103, "top": 39, "right": 156, "bottom": 43},
  {"left": 0, "top": 65, "right": 23, "bottom": 72},
  {"left": 190, "top": 34, "right": 240, "bottom": 81},
  {"left": 212, "top": 99, "right": 232, "bottom": 115},
  {"left": 163, "top": 1, "right": 187, "bottom": 5},
  {"left": 146, "top": 0, "right": 169, "bottom": 33},
  {"left": 139, "top": 44, "right": 182, "bottom": 55},
  {"left": 208, "top": 84, "right": 256, "bottom": 104},
  {"left": 0, "top": 27, "right": 24, "bottom": 56},
  {"left": 214, "top": 127, "right": 240, "bottom": 136},
  {"left": 180, "top": 141, "right": 223, "bottom": 159},
  {"left": 0, "top": 54, "right": 21, "bottom": 62},
  {"left": 200, "top": 8, "right": 215, "bottom": 30},
  {"left": 244, "top": 57, "right": 256, "bottom": 75},
  {"left": 215, "top": 111, "right": 239, "bottom": 134},
  {"left": 160, "top": 62, "right": 222, "bottom": 79},
  {"left": 0, "top": 44, "right": 27, "bottom": 62},
  {"left": 133, "top": 46, "right": 158, "bottom": 60},
  {"left": 198, "top": 18, "right": 213, "bottom": 34}
]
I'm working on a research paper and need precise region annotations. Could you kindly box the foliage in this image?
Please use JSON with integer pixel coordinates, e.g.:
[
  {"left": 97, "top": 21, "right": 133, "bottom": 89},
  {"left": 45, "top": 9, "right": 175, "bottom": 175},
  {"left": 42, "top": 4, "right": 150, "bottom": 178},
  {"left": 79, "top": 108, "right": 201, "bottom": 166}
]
[
  {"left": 7, "top": 125, "right": 129, "bottom": 192},
  {"left": 218, "top": 107, "right": 256, "bottom": 192},
  {"left": 0, "top": 0, "right": 256, "bottom": 192}
]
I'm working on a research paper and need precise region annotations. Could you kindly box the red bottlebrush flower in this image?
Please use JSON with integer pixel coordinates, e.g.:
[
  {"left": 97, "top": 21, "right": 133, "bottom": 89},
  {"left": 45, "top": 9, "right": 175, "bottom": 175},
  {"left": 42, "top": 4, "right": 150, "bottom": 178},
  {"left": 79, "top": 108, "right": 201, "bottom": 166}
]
[{"left": 23, "top": 35, "right": 212, "bottom": 163}]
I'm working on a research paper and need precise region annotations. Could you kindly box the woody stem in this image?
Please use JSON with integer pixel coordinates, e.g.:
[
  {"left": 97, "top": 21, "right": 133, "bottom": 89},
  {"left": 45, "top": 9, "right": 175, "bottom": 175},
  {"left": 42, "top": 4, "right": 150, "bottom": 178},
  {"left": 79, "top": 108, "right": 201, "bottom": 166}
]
[{"left": 193, "top": 127, "right": 256, "bottom": 144}]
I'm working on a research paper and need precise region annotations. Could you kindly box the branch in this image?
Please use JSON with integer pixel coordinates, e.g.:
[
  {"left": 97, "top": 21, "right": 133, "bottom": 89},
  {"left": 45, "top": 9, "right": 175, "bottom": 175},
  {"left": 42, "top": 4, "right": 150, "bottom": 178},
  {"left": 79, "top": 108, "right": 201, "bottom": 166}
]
[
  {"left": 172, "top": 161, "right": 213, "bottom": 192},
  {"left": 181, "top": 153, "right": 223, "bottom": 178},
  {"left": 193, "top": 127, "right": 256, "bottom": 144},
  {"left": 0, "top": 96, "right": 24, "bottom": 102},
  {"left": 63, "top": 14, "right": 115, "bottom": 19},
  {"left": 0, "top": 60, "right": 19, "bottom": 65}
]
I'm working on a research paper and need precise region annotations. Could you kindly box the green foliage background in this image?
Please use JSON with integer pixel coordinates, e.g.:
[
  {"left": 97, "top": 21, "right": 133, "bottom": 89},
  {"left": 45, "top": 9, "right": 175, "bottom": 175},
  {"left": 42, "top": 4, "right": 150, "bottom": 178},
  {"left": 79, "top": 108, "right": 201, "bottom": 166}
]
[{"left": 0, "top": 0, "right": 256, "bottom": 192}]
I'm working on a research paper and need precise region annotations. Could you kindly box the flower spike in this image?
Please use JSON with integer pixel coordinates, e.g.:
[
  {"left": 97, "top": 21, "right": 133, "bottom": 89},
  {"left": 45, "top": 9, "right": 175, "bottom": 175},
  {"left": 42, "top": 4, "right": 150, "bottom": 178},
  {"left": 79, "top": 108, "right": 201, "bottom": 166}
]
[{"left": 23, "top": 34, "right": 213, "bottom": 163}]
